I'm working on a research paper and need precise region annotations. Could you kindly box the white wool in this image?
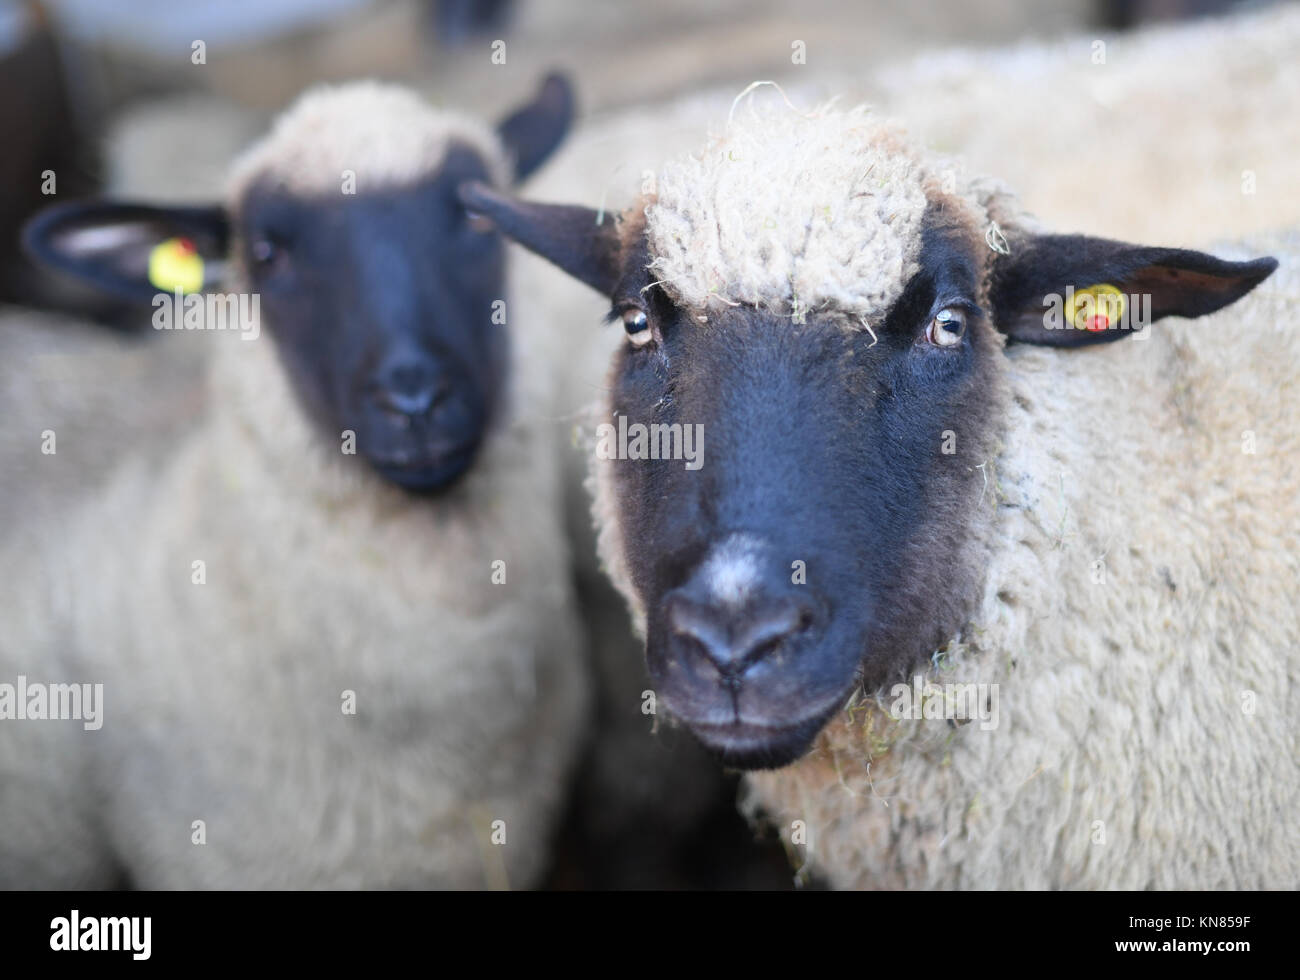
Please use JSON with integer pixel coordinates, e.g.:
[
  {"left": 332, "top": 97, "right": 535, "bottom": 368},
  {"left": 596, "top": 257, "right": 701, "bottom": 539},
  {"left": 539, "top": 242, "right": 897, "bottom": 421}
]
[
  {"left": 226, "top": 81, "right": 510, "bottom": 200},
  {"left": 645, "top": 104, "right": 929, "bottom": 320},
  {"left": 105, "top": 94, "right": 267, "bottom": 201}
]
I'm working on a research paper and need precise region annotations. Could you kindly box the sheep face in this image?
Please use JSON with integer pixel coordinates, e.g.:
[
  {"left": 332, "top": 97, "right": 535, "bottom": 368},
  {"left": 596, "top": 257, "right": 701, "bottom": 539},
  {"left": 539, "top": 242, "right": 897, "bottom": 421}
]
[
  {"left": 586, "top": 213, "right": 1003, "bottom": 768},
  {"left": 232, "top": 144, "right": 509, "bottom": 490},
  {"left": 454, "top": 108, "right": 1281, "bottom": 766},
  {"left": 22, "top": 76, "right": 574, "bottom": 493}
]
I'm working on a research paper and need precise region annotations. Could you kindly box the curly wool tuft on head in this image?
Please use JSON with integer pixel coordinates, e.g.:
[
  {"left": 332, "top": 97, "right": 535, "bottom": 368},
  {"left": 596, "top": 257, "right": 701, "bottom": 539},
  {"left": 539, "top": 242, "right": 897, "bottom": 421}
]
[
  {"left": 226, "top": 81, "right": 510, "bottom": 201},
  {"left": 644, "top": 103, "right": 930, "bottom": 320}
]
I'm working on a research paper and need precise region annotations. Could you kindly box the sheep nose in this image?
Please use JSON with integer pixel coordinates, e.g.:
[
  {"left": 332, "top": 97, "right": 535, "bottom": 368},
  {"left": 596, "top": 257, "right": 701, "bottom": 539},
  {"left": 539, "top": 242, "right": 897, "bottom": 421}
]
[
  {"left": 663, "top": 587, "right": 819, "bottom": 681},
  {"left": 372, "top": 358, "right": 448, "bottom": 420}
]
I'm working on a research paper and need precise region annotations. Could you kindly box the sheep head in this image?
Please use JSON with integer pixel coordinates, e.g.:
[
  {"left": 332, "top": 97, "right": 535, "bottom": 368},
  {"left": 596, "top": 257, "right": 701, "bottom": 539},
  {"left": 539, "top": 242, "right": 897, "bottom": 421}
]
[
  {"left": 464, "top": 101, "right": 1277, "bottom": 769},
  {"left": 23, "top": 74, "right": 575, "bottom": 493}
]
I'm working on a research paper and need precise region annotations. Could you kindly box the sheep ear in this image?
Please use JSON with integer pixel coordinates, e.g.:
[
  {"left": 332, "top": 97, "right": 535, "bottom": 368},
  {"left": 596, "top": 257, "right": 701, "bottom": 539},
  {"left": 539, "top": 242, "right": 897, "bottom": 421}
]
[
  {"left": 22, "top": 200, "right": 229, "bottom": 305},
  {"left": 988, "top": 234, "right": 1278, "bottom": 347},
  {"left": 497, "top": 72, "right": 575, "bottom": 184},
  {"left": 459, "top": 181, "right": 621, "bottom": 296}
]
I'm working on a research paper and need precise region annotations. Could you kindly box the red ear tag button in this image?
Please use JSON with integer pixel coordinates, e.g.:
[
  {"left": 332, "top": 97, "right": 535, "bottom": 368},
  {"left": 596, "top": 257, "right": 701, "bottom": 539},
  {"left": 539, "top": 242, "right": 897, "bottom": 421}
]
[
  {"left": 147, "top": 237, "right": 205, "bottom": 293},
  {"left": 1068, "top": 283, "right": 1126, "bottom": 332}
]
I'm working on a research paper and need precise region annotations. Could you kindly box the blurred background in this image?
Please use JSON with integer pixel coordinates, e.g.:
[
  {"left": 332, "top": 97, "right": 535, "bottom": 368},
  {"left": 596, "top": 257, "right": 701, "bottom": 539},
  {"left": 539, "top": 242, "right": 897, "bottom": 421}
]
[
  {"left": 8, "top": 0, "right": 1289, "bottom": 309},
  {"left": 3, "top": 0, "right": 1294, "bottom": 888}
]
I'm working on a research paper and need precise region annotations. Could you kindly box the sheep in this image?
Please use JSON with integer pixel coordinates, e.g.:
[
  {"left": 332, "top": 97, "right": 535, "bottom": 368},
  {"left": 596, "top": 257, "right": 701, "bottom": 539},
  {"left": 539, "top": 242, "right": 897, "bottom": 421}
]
[
  {"left": 0, "top": 311, "right": 206, "bottom": 533},
  {"left": 859, "top": 2, "right": 1300, "bottom": 247},
  {"left": 0, "top": 75, "right": 588, "bottom": 888},
  {"left": 481, "top": 4, "right": 1300, "bottom": 885},
  {"left": 450, "top": 2, "right": 1297, "bottom": 885},
  {"left": 461, "top": 96, "right": 1298, "bottom": 889}
]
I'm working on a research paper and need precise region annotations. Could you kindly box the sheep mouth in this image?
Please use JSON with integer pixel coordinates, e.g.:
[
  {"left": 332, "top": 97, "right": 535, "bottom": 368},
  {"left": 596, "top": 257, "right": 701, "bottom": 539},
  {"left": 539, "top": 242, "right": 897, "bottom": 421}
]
[
  {"left": 367, "top": 442, "right": 480, "bottom": 492},
  {"left": 684, "top": 708, "right": 839, "bottom": 770}
]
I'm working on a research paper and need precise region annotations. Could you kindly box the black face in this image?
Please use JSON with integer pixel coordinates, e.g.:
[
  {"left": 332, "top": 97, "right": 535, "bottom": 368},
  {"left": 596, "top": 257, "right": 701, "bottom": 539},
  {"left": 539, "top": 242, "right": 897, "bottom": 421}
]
[
  {"left": 240, "top": 145, "right": 507, "bottom": 492},
  {"left": 608, "top": 219, "right": 1001, "bottom": 767}
]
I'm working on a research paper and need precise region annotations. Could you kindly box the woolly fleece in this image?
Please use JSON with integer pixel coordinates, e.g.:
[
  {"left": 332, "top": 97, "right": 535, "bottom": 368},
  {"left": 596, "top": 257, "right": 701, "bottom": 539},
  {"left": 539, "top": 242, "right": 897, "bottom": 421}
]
[
  {"left": 227, "top": 81, "right": 510, "bottom": 200},
  {"left": 646, "top": 105, "right": 928, "bottom": 321}
]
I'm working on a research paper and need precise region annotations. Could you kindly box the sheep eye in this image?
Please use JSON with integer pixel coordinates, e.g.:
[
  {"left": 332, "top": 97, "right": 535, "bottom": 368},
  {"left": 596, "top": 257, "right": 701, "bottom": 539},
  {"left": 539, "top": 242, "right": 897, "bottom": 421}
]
[
  {"left": 622, "top": 308, "right": 653, "bottom": 347},
  {"left": 926, "top": 307, "right": 966, "bottom": 348},
  {"left": 250, "top": 237, "right": 285, "bottom": 272}
]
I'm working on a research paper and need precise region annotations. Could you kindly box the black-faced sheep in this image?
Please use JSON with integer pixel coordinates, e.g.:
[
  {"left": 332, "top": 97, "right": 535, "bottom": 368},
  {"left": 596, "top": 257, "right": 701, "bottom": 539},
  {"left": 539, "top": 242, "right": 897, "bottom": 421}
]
[
  {"left": 1, "top": 76, "right": 588, "bottom": 888},
  {"left": 462, "top": 100, "right": 1297, "bottom": 888}
]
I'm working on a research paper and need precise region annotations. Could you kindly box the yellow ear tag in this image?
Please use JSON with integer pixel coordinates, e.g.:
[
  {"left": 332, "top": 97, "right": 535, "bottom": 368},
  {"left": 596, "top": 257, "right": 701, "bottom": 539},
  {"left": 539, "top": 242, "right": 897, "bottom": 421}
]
[
  {"left": 1068, "top": 283, "right": 1125, "bottom": 332},
  {"left": 148, "top": 237, "right": 204, "bottom": 293}
]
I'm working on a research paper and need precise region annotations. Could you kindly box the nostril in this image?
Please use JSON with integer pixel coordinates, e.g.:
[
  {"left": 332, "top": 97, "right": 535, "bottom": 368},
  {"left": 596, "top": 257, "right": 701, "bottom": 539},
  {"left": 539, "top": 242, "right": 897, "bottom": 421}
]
[
  {"left": 379, "top": 386, "right": 439, "bottom": 418},
  {"left": 666, "top": 595, "right": 730, "bottom": 659},
  {"left": 372, "top": 360, "right": 448, "bottom": 420},
  {"left": 664, "top": 591, "right": 818, "bottom": 679},
  {"left": 797, "top": 605, "right": 816, "bottom": 634},
  {"left": 734, "top": 598, "right": 815, "bottom": 667}
]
